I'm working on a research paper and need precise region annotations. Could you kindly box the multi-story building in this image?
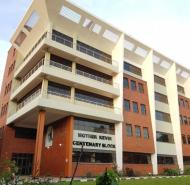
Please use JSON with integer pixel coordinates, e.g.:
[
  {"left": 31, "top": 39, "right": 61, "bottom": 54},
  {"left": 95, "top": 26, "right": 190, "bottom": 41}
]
[{"left": 0, "top": 0, "right": 189, "bottom": 177}]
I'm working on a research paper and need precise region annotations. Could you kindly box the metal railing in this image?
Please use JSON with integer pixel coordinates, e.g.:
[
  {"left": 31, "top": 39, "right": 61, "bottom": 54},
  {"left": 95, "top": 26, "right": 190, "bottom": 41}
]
[
  {"left": 47, "top": 90, "right": 71, "bottom": 99},
  {"left": 49, "top": 60, "right": 72, "bottom": 72},
  {"left": 20, "top": 59, "right": 44, "bottom": 84},
  {"left": 77, "top": 44, "right": 112, "bottom": 64},
  {"left": 17, "top": 89, "right": 41, "bottom": 110},
  {"left": 75, "top": 96, "right": 113, "bottom": 109},
  {"left": 15, "top": 30, "right": 118, "bottom": 76},
  {"left": 52, "top": 34, "right": 73, "bottom": 48},
  {"left": 76, "top": 69, "right": 112, "bottom": 85}
]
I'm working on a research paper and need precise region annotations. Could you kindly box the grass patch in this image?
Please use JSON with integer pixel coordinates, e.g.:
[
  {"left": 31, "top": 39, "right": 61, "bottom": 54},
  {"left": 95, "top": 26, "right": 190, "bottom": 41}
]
[{"left": 53, "top": 176, "right": 190, "bottom": 185}]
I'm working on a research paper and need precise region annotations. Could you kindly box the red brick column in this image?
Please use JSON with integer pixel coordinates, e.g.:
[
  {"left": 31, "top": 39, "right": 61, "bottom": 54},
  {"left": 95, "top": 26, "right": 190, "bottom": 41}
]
[
  {"left": 64, "top": 116, "right": 74, "bottom": 177},
  {"left": 32, "top": 110, "right": 46, "bottom": 177}
]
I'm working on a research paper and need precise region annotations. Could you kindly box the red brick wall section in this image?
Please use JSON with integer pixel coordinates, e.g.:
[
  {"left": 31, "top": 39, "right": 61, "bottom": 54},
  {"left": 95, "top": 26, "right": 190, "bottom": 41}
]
[
  {"left": 0, "top": 47, "right": 35, "bottom": 163},
  {"left": 179, "top": 95, "right": 190, "bottom": 156},
  {"left": 158, "top": 164, "right": 178, "bottom": 174},
  {"left": 41, "top": 116, "right": 74, "bottom": 177},
  {"left": 72, "top": 163, "right": 113, "bottom": 177},
  {"left": 0, "top": 126, "right": 35, "bottom": 160},
  {"left": 123, "top": 74, "right": 155, "bottom": 154},
  {"left": 123, "top": 164, "right": 152, "bottom": 176}
]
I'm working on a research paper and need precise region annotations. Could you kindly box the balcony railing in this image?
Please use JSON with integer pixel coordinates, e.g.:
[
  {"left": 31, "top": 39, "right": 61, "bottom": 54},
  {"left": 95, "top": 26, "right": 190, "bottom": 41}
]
[
  {"left": 17, "top": 89, "right": 41, "bottom": 110},
  {"left": 77, "top": 44, "right": 112, "bottom": 64},
  {"left": 75, "top": 96, "right": 113, "bottom": 109},
  {"left": 47, "top": 90, "right": 71, "bottom": 99},
  {"left": 16, "top": 31, "right": 118, "bottom": 75},
  {"left": 49, "top": 60, "right": 72, "bottom": 72},
  {"left": 52, "top": 34, "right": 73, "bottom": 48},
  {"left": 20, "top": 58, "right": 44, "bottom": 84},
  {"left": 76, "top": 69, "right": 112, "bottom": 85}
]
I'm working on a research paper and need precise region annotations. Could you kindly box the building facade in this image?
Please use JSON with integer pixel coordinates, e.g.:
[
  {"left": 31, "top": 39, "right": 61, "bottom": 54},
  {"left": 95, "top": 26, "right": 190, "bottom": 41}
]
[{"left": 0, "top": 0, "right": 189, "bottom": 177}]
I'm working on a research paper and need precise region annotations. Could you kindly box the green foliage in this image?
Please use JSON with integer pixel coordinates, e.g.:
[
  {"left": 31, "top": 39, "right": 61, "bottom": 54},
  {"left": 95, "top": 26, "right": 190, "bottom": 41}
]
[
  {"left": 96, "top": 169, "right": 120, "bottom": 185},
  {"left": 0, "top": 160, "right": 20, "bottom": 185},
  {"left": 163, "top": 168, "right": 180, "bottom": 176},
  {"left": 184, "top": 167, "right": 190, "bottom": 175}
]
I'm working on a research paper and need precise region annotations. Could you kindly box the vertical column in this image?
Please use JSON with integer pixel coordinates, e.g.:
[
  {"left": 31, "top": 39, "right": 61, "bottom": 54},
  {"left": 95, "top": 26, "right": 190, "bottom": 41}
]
[
  {"left": 166, "top": 63, "right": 184, "bottom": 172},
  {"left": 142, "top": 50, "right": 158, "bottom": 174},
  {"left": 44, "top": 52, "right": 50, "bottom": 66},
  {"left": 32, "top": 110, "right": 46, "bottom": 177},
  {"left": 73, "top": 33, "right": 78, "bottom": 50},
  {"left": 112, "top": 34, "right": 124, "bottom": 171},
  {"left": 41, "top": 79, "right": 48, "bottom": 98},
  {"left": 64, "top": 116, "right": 74, "bottom": 177}
]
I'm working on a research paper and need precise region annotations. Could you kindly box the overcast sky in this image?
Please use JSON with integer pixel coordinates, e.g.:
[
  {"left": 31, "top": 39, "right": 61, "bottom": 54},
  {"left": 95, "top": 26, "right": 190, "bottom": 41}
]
[{"left": 0, "top": 0, "right": 190, "bottom": 87}]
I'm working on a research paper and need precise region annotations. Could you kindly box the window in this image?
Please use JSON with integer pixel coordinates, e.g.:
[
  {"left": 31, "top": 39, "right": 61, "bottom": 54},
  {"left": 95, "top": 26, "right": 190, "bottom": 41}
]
[
  {"left": 77, "top": 41, "right": 112, "bottom": 63},
  {"left": 0, "top": 128, "right": 3, "bottom": 139},
  {"left": 187, "top": 136, "right": 190, "bottom": 144},
  {"left": 132, "top": 102, "right": 138, "bottom": 113},
  {"left": 72, "top": 150, "right": 115, "bottom": 163},
  {"left": 155, "top": 92, "right": 168, "bottom": 104},
  {"left": 135, "top": 126, "right": 141, "bottom": 137},
  {"left": 123, "top": 78, "right": 129, "bottom": 88},
  {"left": 130, "top": 80, "right": 137, "bottom": 91},
  {"left": 15, "top": 127, "right": 36, "bottom": 139},
  {"left": 143, "top": 127, "right": 149, "bottom": 139},
  {"left": 52, "top": 30, "right": 73, "bottom": 48},
  {"left": 188, "top": 117, "right": 190, "bottom": 125},
  {"left": 154, "top": 75, "right": 166, "bottom": 86},
  {"left": 74, "top": 117, "right": 115, "bottom": 135},
  {"left": 76, "top": 64, "right": 112, "bottom": 85},
  {"left": 123, "top": 152, "right": 151, "bottom": 164},
  {"left": 185, "top": 100, "right": 189, "bottom": 109},
  {"left": 183, "top": 156, "right": 190, "bottom": 165},
  {"left": 124, "top": 62, "right": 142, "bottom": 76},
  {"left": 0, "top": 103, "right": 9, "bottom": 117},
  {"left": 12, "top": 153, "right": 33, "bottom": 175},
  {"left": 183, "top": 116, "right": 188, "bottom": 125},
  {"left": 156, "top": 132, "right": 174, "bottom": 143},
  {"left": 180, "top": 115, "right": 183, "bottom": 124},
  {"left": 126, "top": 124, "right": 133, "bottom": 137},
  {"left": 75, "top": 89, "right": 113, "bottom": 108},
  {"left": 138, "top": 83, "right": 144, "bottom": 93},
  {"left": 182, "top": 135, "right": 187, "bottom": 144},
  {"left": 177, "top": 85, "right": 185, "bottom": 94},
  {"left": 140, "top": 104, "right": 146, "bottom": 115},
  {"left": 48, "top": 81, "right": 71, "bottom": 98},
  {"left": 124, "top": 100, "right": 130, "bottom": 112},
  {"left": 155, "top": 111, "right": 171, "bottom": 122},
  {"left": 179, "top": 98, "right": 185, "bottom": 107},
  {"left": 157, "top": 155, "right": 175, "bottom": 165}
]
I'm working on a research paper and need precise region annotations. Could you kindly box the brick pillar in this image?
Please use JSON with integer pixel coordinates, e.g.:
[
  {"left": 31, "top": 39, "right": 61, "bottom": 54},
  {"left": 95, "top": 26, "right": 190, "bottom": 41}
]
[
  {"left": 32, "top": 110, "right": 46, "bottom": 177},
  {"left": 64, "top": 116, "right": 74, "bottom": 177}
]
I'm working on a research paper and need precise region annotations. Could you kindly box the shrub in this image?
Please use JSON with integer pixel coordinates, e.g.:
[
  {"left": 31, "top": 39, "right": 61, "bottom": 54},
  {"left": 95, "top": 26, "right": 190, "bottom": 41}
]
[
  {"left": 184, "top": 167, "right": 190, "bottom": 175},
  {"left": 96, "top": 169, "right": 120, "bottom": 185},
  {"left": 163, "top": 168, "right": 180, "bottom": 176},
  {"left": 0, "top": 160, "right": 21, "bottom": 185}
]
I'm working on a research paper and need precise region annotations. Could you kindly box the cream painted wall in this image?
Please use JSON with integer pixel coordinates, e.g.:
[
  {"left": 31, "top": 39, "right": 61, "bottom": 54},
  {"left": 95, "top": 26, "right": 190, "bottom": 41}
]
[
  {"left": 166, "top": 63, "right": 184, "bottom": 171},
  {"left": 112, "top": 34, "right": 124, "bottom": 171}
]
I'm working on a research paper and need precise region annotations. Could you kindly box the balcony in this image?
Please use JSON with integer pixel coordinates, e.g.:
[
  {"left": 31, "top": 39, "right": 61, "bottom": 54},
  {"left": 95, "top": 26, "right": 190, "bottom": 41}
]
[
  {"left": 11, "top": 57, "right": 120, "bottom": 101},
  {"left": 8, "top": 83, "right": 122, "bottom": 126},
  {"left": 14, "top": 30, "right": 118, "bottom": 78},
  {"left": 17, "top": 88, "right": 41, "bottom": 110},
  {"left": 76, "top": 41, "right": 112, "bottom": 64}
]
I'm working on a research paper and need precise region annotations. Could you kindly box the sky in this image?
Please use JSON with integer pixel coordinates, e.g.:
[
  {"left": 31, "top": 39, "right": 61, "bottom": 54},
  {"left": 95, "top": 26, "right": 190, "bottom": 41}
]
[{"left": 0, "top": 0, "right": 190, "bottom": 87}]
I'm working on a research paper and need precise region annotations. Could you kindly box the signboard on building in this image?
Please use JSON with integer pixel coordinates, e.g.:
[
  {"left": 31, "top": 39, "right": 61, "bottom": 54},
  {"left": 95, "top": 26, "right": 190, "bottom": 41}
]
[{"left": 73, "top": 130, "right": 116, "bottom": 151}]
